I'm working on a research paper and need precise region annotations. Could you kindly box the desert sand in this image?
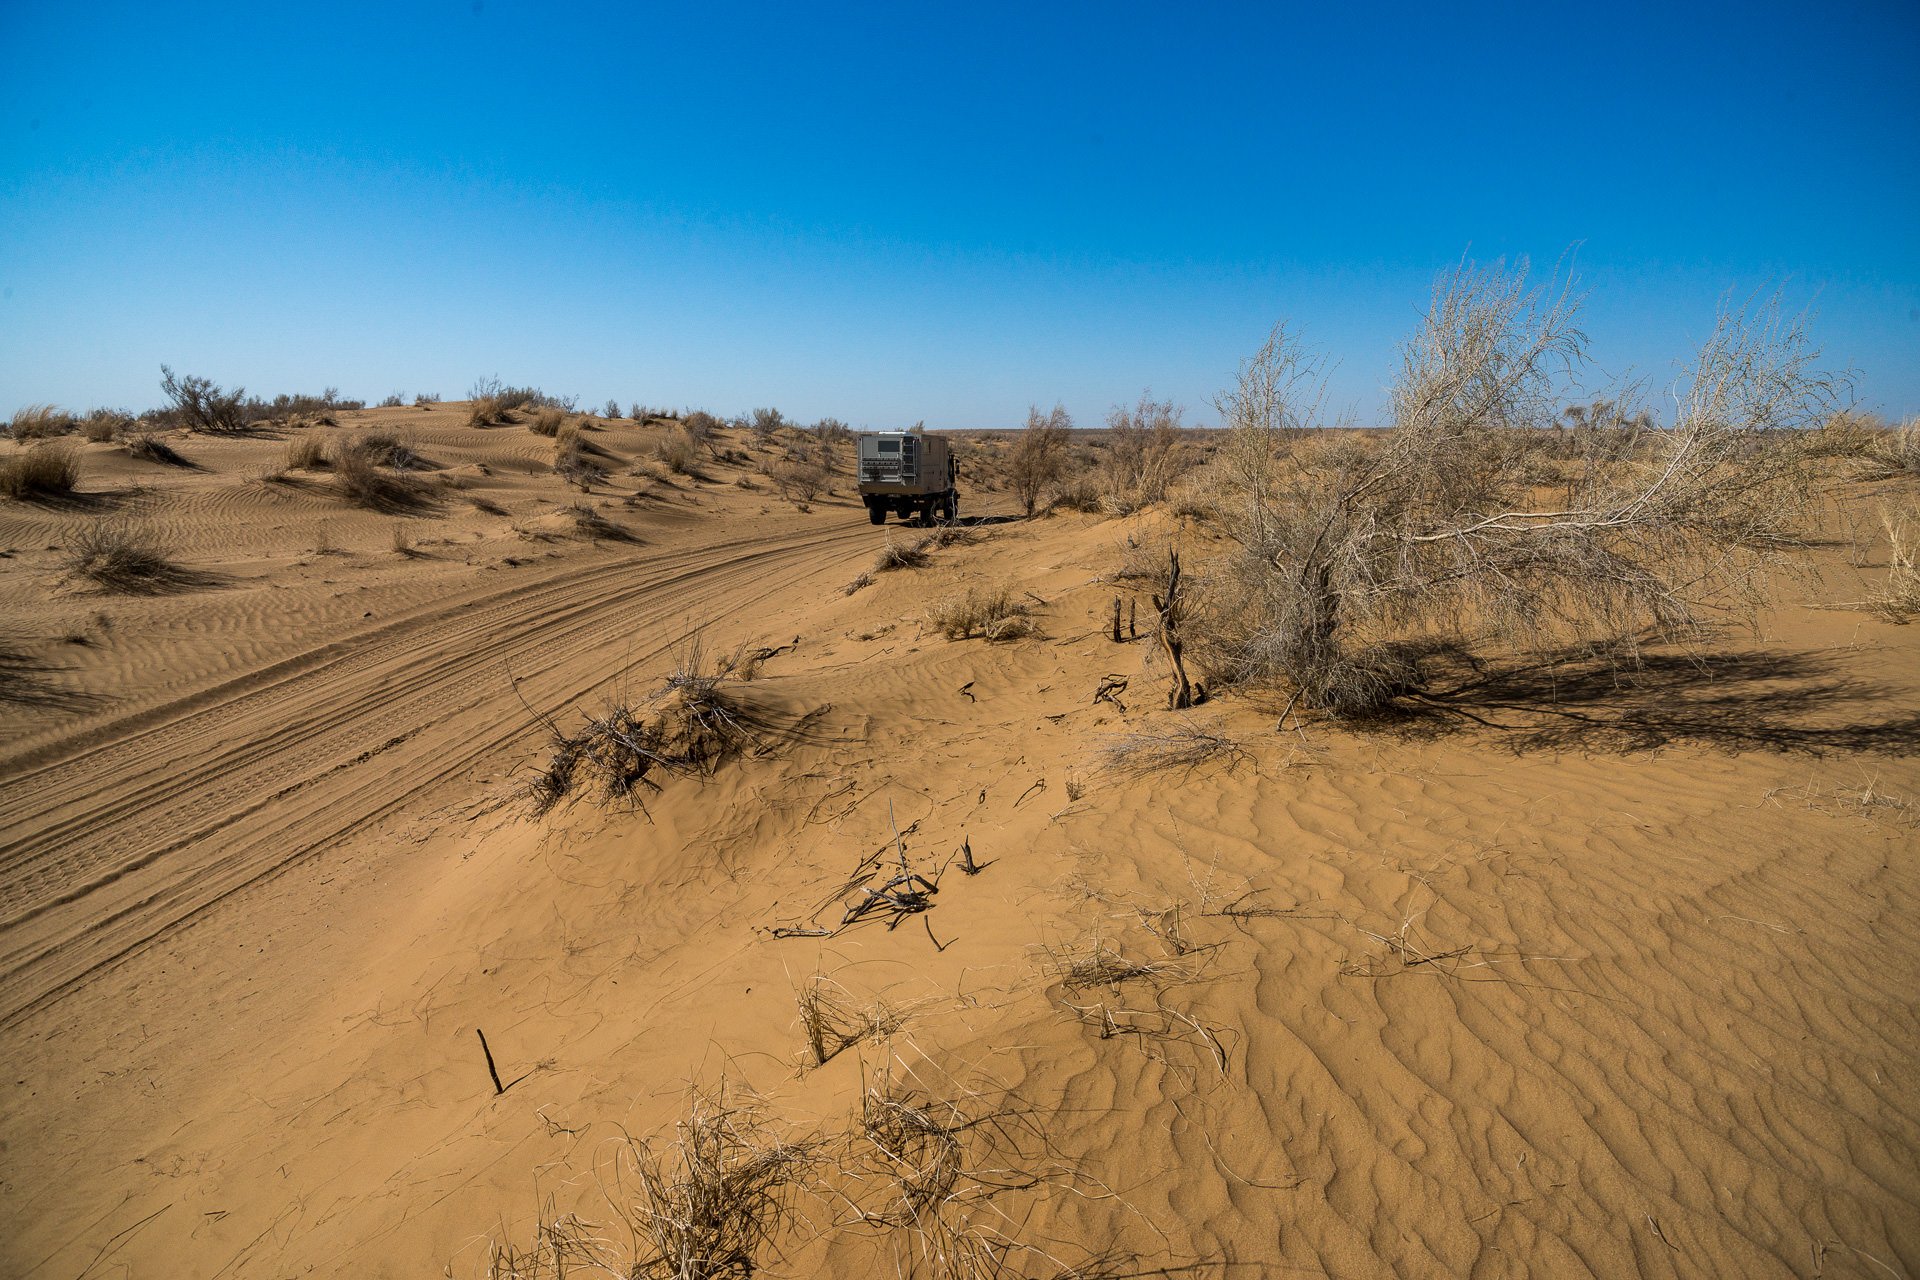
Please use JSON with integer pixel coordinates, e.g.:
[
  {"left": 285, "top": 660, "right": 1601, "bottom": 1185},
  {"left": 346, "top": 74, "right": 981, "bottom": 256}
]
[{"left": 2, "top": 405, "right": 1916, "bottom": 1278}]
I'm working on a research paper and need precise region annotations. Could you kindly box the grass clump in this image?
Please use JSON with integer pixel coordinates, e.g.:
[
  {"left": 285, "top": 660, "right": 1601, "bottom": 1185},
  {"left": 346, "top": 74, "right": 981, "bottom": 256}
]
[
  {"left": 1098, "top": 720, "right": 1247, "bottom": 778},
  {"left": 124, "top": 433, "right": 193, "bottom": 468},
  {"left": 555, "top": 436, "right": 608, "bottom": 490},
  {"left": 654, "top": 429, "right": 702, "bottom": 476},
  {"left": 927, "top": 585, "right": 1030, "bottom": 641},
  {"left": 9, "top": 404, "right": 76, "bottom": 440},
  {"left": 333, "top": 443, "right": 433, "bottom": 513},
  {"left": 529, "top": 407, "right": 566, "bottom": 437},
  {"left": 284, "top": 434, "right": 331, "bottom": 470},
  {"left": 0, "top": 442, "right": 81, "bottom": 499},
  {"left": 872, "top": 536, "right": 929, "bottom": 573},
  {"left": 63, "top": 525, "right": 195, "bottom": 593}
]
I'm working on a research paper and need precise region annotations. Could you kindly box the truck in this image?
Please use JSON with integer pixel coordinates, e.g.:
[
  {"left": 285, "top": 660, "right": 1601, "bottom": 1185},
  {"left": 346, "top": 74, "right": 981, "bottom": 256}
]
[{"left": 856, "top": 430, "right": 958, "bottom": 525}]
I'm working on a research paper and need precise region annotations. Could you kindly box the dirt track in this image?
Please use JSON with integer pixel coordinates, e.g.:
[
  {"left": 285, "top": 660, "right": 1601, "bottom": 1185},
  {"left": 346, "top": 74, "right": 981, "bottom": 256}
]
[{"left": 0, "top": 520, "right": 873, "bottom": 1028}]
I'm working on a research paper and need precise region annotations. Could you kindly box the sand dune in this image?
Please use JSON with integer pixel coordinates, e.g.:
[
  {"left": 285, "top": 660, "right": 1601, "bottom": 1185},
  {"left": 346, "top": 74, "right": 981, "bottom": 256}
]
[{"left": 1, "top": 411, "right": 1915, "bottom": 1277}]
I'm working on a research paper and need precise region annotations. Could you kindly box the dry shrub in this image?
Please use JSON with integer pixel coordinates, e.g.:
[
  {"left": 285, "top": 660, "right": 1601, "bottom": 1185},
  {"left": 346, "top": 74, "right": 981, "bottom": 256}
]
[
  {"left": 871, "top": 536, "right": 928, "bottom": 573},
  {"left": 124, "top": 433, "right": 193, "bottom": 468},
  {"left": 556, "top": 437, "right": 607, "bottom": 490},
  {"left": 1008, "top": 404, "right": 1070, "bottom": 517},
  {"left": 530, "top": 642, "right": 758, "bottom": 812},
  {"left": 160, "top": 365, "right": 249, "bottom": 433},
  {"left": 468, "top": 376, "right": 530, "bottom": 426},
  {"left": 1203, "top": 264, "right": 1837, "bottom": 717},
  {"left": 654, "top": 430, "right": 702, "bottom": 476},
  {"left": 843, "top": 570, "right": 875, "bottom": 596},
  {"left": 347, "top": 429, "right": 431, "bottom": 470},
  {"left": 1040, "top": 938, "right": 1184, "bottom": 991},
  {"left": 1866, "top": 508, "right": 1919, "bottom": 622},
  {"left": 1097, "top": 721, "right": 1246, "bottom": 778},
  {"left": 63, "top": 525, "right": 193, "bottom": 593},
  {"left": 1802, "top": 409, "right": 1886, "bottom": 460},
  {"left": 1101, "top": 392, "right": 1193, "bottom": 512},
  {"left": 561, "top": 501, "right": 630, "bottom": 540},
  {"left": 764, "top": 459, "right": 826, "bottom": 504},
  {"left": 334, "top": 445, "right": 432, "bottom": 513},
  {"left": 1861, "top": 419, "right": 1920, "bottom": 479},
  {"left": 1050, "top": 474, "right": 1103, "bottom": 513},
  {"left": 8, "top": 404, "right": 75, "bottom": 440},
  {"left": 80, "top": 412, "right": 126, "bottom": 443},
  {"left": 530, "top": 407, "right": 566, "bottom": 437},
  {"left": 795, "top": 976, "right": 904, "bottom": 1066},
  {"left": 284, "top": 434, "right": 330, "bottom": 470},
  {"left": 0, "top": 442, "right": 80, "bottom": 499},
  {"left": 926, "top": 585, "right": 1029, "bottom": 641}
]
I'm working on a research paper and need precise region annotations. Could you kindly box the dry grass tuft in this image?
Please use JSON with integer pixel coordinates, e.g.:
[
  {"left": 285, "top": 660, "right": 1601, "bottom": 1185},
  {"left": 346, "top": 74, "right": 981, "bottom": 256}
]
[
  {"left": 80, "top": 412, "right": 126, "bottom": 443},
  {"left": 843, "top": 570, "right": 875, "bottom": 596},
  {"left": 0, "top": 442, "right": 81, "bottom": 499},
  {"left": 1039, "top": 937, "right": 1185, "bottom": 991},
  {"left": 926, "top": 585, "right": 1030, "bottom": 641},
  {"left": 333, "top": 444, "right": 434, "bottom": 513},
  {"left": 9, "top": 404, "right": 76, "bottom": 440},
  {"left": 529, "top": 407, "right": 566, "bottom": 437},
  {"left": 1867, "top": 508, "right": 1919, "bottom": 622},
  {"left": 284, "top": 434, "right": 331, "bottom": 470},
  {"left": 795, "top": 975, "right": 905, "bottom": 1067},
  {"left": 124, "top": 434, "right": 194, "bottom": 468},
  {"left": 872, "top": 537, "right": 929, "bottom": 573},
  {"left": 1861, "top": 420, "right": 1920, "bottom": 479},
  {"left": 1097, "top": 721, "right": 1246, "bottom": 778},
  {"left": 555, "top": 436, "right": 607, "bottom": 490},
  {"left": 63, "top": 525, "right": 196, "bottom": 593}
]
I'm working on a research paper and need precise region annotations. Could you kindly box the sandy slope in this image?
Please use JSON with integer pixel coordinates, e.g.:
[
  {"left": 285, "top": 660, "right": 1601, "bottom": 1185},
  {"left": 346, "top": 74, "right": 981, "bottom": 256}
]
[{"left": 2, "top": 417, "right": 1916, "bottom": 1278}]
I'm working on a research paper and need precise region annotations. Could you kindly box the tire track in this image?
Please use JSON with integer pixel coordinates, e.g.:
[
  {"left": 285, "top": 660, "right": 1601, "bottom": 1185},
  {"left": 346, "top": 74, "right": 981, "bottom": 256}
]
[{"left": 0, "top": 520, "right": 875, "bottom": 1028}]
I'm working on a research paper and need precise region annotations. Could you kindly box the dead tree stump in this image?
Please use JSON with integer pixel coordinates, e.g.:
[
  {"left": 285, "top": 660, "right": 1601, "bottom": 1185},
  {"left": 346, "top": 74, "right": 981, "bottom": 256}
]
[{"left": 1153, "top": 549, "right": 1195, "bottom": 710}]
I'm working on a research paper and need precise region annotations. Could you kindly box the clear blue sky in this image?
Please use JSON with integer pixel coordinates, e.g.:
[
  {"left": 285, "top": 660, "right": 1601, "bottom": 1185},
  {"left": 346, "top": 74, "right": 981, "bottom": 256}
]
[{"left": 2, "top": 0, "right": 1915, "bottom": 427}]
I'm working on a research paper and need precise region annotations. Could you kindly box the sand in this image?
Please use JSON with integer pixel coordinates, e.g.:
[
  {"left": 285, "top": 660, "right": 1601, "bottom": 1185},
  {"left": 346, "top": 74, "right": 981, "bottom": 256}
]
[{"left": 1, "top": 407, "right": 1915, "bottom": 1278}]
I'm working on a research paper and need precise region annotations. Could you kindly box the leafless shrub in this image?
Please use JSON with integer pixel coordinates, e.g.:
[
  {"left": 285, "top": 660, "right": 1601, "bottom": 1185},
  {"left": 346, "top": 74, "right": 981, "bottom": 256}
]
[
  {"left": 682, "top": 411, "right": 723, "bottom": 452},
  {"left": 1050, "top": 474, "right": 1103, "bottom": 513},
  {"left": 750, "top": 407, "right": 786, "bottom": 439},
  {"left": 1203, "top": 263, "right": 1837, "bottom": 717},
  {"left": 63, "top": 524, "right": 198, "bottom": 593},
  {"left": 655, "top": 430, "right": 702, "bottom": 476},
  {"left": 530, "top": 407, "right": 567, "bottom": 437},
  {"left": 8, "top": 404, "right": 75, "bottom": 440},
  {"left": 765, "top": 459, "right": 826, "bottom": 504},
  {"left": 1849, "top": 507, "right": 1920, "bottom": 623},
  {"left": 469, "top": 376, "right": 531, "bottom": 426},
  {"left": 1101, "top": 392, "right": 1193, "bottom": 512},
  {"left": 1800, "top": 408, "right": 1885, "bottom": 460},
  {"left": 917, "top": 524, "right": 978, "bottom": 551},
  {"left": 843, "top": 570, "right": 875, "bottom": 596},
  {"left": 414, "top": 391, "right": 441, "bottom": 406},
  {"left": 795, "top": 975, "right": 904, "bottom": 1066},
  {"left": 872, "top": 537, "right": 928, "bottom": 572},
  {"left": 124, "top": 433, "right": 193, "bottom": 468},
  {"left": 1039, "top": 938, "right": 1185, "bottom": 991},
  {"left": 1008, "top": 404, "right": 1071, "bottom": 517},
  {"left": 160, "top": 365, "right": 249, "bottom": 433},
  {"left": 926, "top": 586, "right": 1029, "bottom": 641},
  {"left": 1097, "top": 721, "right": 1247, "bottom": 778},
  {"left": 345, "top": 429, "right": 431, "bottom": 470},
  {"left": 80, "top": 411, "right": 127, "bottom": 443},
  {"left": 1860, "top": 419, "right": 1920, "bottom": 479},
  {"left": 0, "top": 442, "right": 80, "bottom": 499}
]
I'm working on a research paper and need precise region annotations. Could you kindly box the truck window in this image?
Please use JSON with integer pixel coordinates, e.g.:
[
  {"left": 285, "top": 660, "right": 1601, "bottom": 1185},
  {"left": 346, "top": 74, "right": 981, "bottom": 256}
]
[{"left": 877, "top": 439, "right": 899, "bottom": 453}]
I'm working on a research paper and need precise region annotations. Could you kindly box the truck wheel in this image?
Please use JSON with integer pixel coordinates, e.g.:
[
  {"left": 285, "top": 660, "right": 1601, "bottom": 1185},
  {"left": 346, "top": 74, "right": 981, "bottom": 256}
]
[{"left": 867, "top": 504, "right": 886, "bottom": 525}]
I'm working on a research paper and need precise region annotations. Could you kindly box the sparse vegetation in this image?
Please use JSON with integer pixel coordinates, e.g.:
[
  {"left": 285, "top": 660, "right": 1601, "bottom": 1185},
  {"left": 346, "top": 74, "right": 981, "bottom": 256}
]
[
  {"left": 1008, "top": 404, "right": 1071, "bottom": 517},
  {"left": 1100, "top": 391, "right": 1193, "bottom": 512},
  {"left": 8, "top": 404, "right": 76, "bottom": 440},
  {"left": 654, "top": 430, "right": 702, "bottom": 476},
  {"left": 555, "top": 435, "right": 607, "bottom": 490},
  {"left": 63, "top": 525, "right": 194, "bottom": 593},
  {"left": 124, "top": 433, "right": 194, "bottom": 468},
  {"left": 1203, "top": 264, "right": 1837, "bottom": 717},
  {"left": 284, "top": 435, "right": 330, "bottom": 470},
  {"left": 529, "top": 407, "right": 566, "bottom": 437},
  {"left": 1097, "top": 721, "right": 1247, "bottom": 777},
  {"left": 0, "top": 442, "right": 81, "bottom": 499},
  {"left": 927, "top": 585, "right": 1030, "bottom": 641},
  {"left": 765, "top": 459, "right": 826, "bottom": 504},
  {"left": 159, "top": 365, "right": 250, "bottom": 433},
  {"left": 333, "top": 437, "right": 433, "bottom": 512}
]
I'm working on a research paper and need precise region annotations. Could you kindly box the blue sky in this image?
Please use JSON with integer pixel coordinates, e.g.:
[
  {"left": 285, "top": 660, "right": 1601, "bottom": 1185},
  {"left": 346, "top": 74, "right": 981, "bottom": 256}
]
[{"left": 2, "top": 0, "right": 1915, "bottom": 427}]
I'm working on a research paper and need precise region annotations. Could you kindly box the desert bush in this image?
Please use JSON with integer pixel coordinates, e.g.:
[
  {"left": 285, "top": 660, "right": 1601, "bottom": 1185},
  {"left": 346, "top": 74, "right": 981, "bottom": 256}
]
[
  {"left": 284, "top": 435, "right": 330, "bottom": 470},
  {"left": 413, "top": 391, "right": 442, "bottom": 406},
  {"left": 1050, "top": 473, "right": 1103, "bottom": 513},
  {"left": 334, "top": 445, "right": 432, "bottom": 513},
  {"left": 377, "top": 392, "right": 406, "bottom": 408},
  {"left": 63, "top": 525, "right": 189, "bottom": 593},
  {"left": 124, "top": 433, "right": 193, "bottom": 467},
  {"left": 1101, "top": 392, "right": 1193, "bottom": 511},
  {"left": 764, "top": 459, "right": 826, "bottom": 504},
  {"left": 654, "top": 430, "right": 701, "bottom": 476},
  {"left": 556, "top": 436, "right": 607, "bottom": 490},
  {"left": 1801, "top": 408, "right": 1885, "bottom": 460},
  {"left": 343, "top": 430, "right": 429, "bottom": 470},
  {"left": 682, "top": 410, "right": 723, "bottom": 451},
  {"left": 9, "top": 404, "right": 76, "bottom": 440},
  {"left": 1098, "top": 721, "right": 1247, "bottom": 777},
  {"left": 529, "top": 407, "right": 566, "bottom": 437},
  {"left": 160, "top": 365, "right": 249, "bottom": 433},
  {"left": 749, "top": 407, "right": 786, "bottom": 439},
  {"left": 927, "top": 585, "right": 1030, "bottom": 641},
  {"left": 1203, "top": 264, "right": 1836, "bottom": 717},
  {"left": 467, "top": 376, "right": 531, "bottom": 426},
  {"left": 0, "top": 442, "right": 80, "bottom": 499},
  {"left": 80, "top": 410, "right": 130, "bottom": 443},
  {"left": 1866, "top": 508, "right": 1919, "bottom": 622},
  {"left": 1008, "top": 404, "right": 1071, "bottom": 517},
  {"left": 1861, "top": 419, "right": 1920, "bottom": 479},
  {"left": 871, "top": 536, "right": 928, "bottom": 572}
]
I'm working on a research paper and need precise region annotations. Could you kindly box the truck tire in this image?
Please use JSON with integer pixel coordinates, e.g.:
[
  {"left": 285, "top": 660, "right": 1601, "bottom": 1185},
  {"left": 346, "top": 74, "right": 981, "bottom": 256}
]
[{"left": 867, "top": 503, "right": 886, "bottom": 525}]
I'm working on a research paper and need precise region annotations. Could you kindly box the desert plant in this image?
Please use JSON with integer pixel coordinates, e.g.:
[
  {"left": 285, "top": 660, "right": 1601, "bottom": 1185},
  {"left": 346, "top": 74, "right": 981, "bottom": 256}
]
[
  {"left": 654, "top": 430, "right": 701, "bottom": 476},
  {"left": 749, "top": 407, "right": 786, "bottom": 439},
  {"left": 80, "top": 410, "right": 128, "bottom": 443},
  {"left": 378, "top": 392, "right": 406, "bottom": 408},
  {"left": 414, "top": 391, "right": 441, "bottom": 406},
  {"left": 764, "top": 459, "right": 826, "bottom": 504},
  {"left": 63, "top": 524, "right": 190, "bottom": 593},
  {"left": 0, "top": 442, "right": 80, "bottom": 499},
  {"left": 160, "top": 365, "right": 249, "bottom": 433},
  {"left": 1097, "top": 721, "right": 1247, "bottom": 777},
  {"left": 926, "top": 585, "right": 1030, "bottom": 641},
  {"left": 284, "top": 434, "right": 331, "bottom": 470},
  {"left": 556, "top": 435, "right": 607, "bottom": 490},
  {"left": 1865, "top": 508, "right": 1919, "bottom": 622},
  {"left": 468, "top": 376, "right": 530, "bottom": 426},
  {"left": 1101, "top": 392, "right": 1192, "bottom": 511},
  {"left": 529, "top": 407, "right": 566, "bottom": 437},
  {"left": 871, "top": 537, "right": 928, "bottom": 572},
  {"left": 9, "top": 404, "right": 76, "bottom": 440},
  {"left": 124, "top": 433, "right": 193, "bottom": 467},
  {"left": 334, "top": 444, "right": 432, "bottom": 512},
  {"left": 1203, "top": 264, "right": 1836, "bottom": 717},
  {"left": 1861, "top": 419, "right": 1920, "bottom": 479},
  {"left": 795, "top": 976, "right": 904, "bottom": 1066},
  {"left": 1008, "top": 404, "right": 1071, "bottom": 517}
]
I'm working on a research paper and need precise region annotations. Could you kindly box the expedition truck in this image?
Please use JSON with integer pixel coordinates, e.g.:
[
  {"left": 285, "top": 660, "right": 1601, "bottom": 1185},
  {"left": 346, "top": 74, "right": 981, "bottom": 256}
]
[{"left": 856, "top": 431, "right": 958, "bottom": 525}]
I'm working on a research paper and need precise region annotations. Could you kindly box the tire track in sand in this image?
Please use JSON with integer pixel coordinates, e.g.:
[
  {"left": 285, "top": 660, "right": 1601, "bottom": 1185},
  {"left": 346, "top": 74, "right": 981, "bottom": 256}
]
[{"left": 0, "top": 521, "right": 876, "bottom": 1028}]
